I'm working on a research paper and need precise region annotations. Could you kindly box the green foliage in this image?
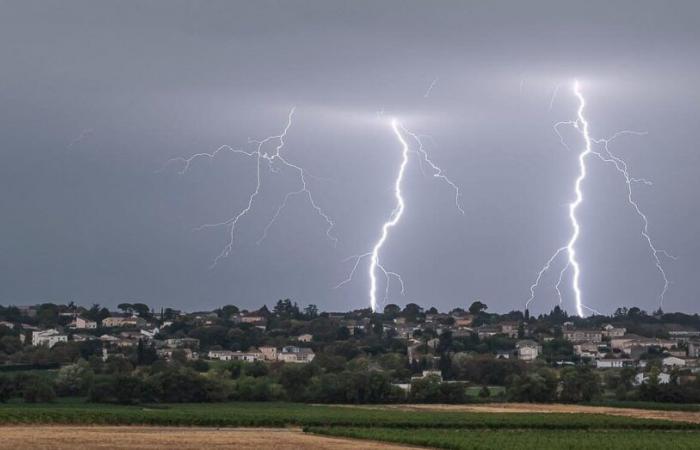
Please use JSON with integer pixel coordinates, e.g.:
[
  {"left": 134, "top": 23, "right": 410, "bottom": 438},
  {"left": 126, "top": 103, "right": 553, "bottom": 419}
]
[
  {"left": 468, "top": 301, "right": 488, "bottom": 315},
  {"left": 0, "top": 402, "right": 698, "bottom": 430},
  {"left": 559, "top": 366, "right": 601, "bottom": 403},
  {"left": 55, "top": 360, "right": 94, "bottom": 396},
  {"left": 20, "top": 375, "right": 56, "bottom": 403},
  {"left": 307, "top": 428, "right": 700, "bottom": 450},
  {"left": 506, "top": 368, "right": 558, "bottom": 403}
]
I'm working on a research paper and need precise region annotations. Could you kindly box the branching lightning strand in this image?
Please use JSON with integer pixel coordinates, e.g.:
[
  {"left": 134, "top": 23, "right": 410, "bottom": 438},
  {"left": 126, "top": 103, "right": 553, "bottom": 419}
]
[
  {"left": 526, "top": 80, "right": 673, "bottom": 316},
  {"left": 162, "top": 108, "right": 336, "bottom": 268}
]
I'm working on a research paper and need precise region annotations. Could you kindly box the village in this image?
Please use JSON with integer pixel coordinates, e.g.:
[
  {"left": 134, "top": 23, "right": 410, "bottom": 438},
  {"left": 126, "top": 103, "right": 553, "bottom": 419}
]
[{"left": 2, "top": 300, "right": 699, "bottom": 395}]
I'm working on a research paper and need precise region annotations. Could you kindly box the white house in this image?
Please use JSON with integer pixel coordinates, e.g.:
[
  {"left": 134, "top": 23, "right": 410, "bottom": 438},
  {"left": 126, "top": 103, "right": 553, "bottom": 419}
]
[
  {"left": 596, "top": 359, "right": 635, "bottom": 369},
  {"left": 259, "top": 346, "right": 278, "bottom": 361},
  {"left": 295, "top": 334, "right": 313, "bottom": 343},
  {"left": 208, "top": 349, "right": 263, "bottom": 362},
  {"left": 72, "top": 317, "right": 97, "bottom": 329},
  {"left": 516, "top": 340, "right": 541, "bottom": 362},
  {"left": 662, "top": 356, "right": 686, "bottom": 368},
  {"left": 278, "top": 346, "right": 315, "bottom": 363},
  {"left": 31, "top": 329, "right": 68, "bottom": 348}
]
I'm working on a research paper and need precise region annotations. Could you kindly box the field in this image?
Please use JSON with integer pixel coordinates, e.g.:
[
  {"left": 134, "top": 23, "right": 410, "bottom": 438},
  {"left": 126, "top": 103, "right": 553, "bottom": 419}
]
[
  {"left": 307, "top": 427, "right": 700, "bottom": 450},
  {"left": 1, "top": 402, "right": 699, "bottom": 449},
  {"left": 0, "top": 426, "right": 413, "bottom": 450}
]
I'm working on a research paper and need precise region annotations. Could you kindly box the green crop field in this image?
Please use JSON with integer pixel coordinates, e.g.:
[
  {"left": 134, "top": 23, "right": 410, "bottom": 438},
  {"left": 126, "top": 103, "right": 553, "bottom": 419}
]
[
  {"left": 0, "top": 402, "right": 697, "bottom": 430},
  {"left": 1, "top": 402, "right": 699, "bottom": 449},
  {"left": 306, "top": 427, "right": 700, "bottom": 450}
]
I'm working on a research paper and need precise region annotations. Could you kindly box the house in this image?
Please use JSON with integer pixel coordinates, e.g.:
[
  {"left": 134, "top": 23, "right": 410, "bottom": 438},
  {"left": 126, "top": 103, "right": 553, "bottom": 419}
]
[
  {"left": 140, "top": 328, "right": 159, "bottom": 340},
  {"left": 662, "top": 356, "right": 686, "bottom": 368},
  {"left": 596, "top": 359, "right": 635, "bottom": 369},
  {"left": 563, "top": 329, "right": 603, "bottom": 343},
  {"left": 297, "top": 333, "right": 314, "bottom": 342},
  {"left": 102, "top": 316, "right": 147, "bottom": 328},
  {"left": 208, "top": 348, "right": 263, "bottom": 362},
  {"left": 477, "top": 325, "right": 501, "bottom": 339},
  {"left": 208, "top": 350, "right": 234, "bottom": 360},
  {"left": 411, "top": 370, "right": 443, "bottom": 382},
  {"left": 516, "top": 340, "right": 541, "bottom": 362},
  {"left": 425, "top": 313, "right": 449, "bottom": 324},
  {"left": 72, "top": 334, "right": 96, "bottom": 342},
  {"left": 165, "top": 337, "right": 200, "bottom": 349},
  {"left": 602, "top": 324, "right": 626, "bottom": 338},
  {"left": 574, "top": 342, "right": 604, "bottom": 359},
  {"left": 277, "top": 346, "right": 315, "bottom": 363},
  {"left": 669, "top": 330, "right": 700, "bottom": 341},
  {"left": 235, "top": 307, "right": 270, "bottom": 325},
  {"left": 611, "top": 334, "right": 675, "bottom": 353},
  {"left": 499, "top": 321, "right": 520, "bottom": 338},
  {"left": 496, "top": 350, "right": 512, "bottom": 359},
  {"left": 0, "top": 320, "right": 15, "bottom": 329},
  {"left": 31, "top": 329, "right": 68, "bottom": 348},
  {"left": 452, "top": 314, "right": 474, "bottom": 328},
  {"left": 99, "top": 334, "right": 120, "bottom": 345},
  {"left": 259, "top": 346, "right": 278, "bottom": 361},
  {"left": 71, "top": 317, "right": 97, "bottom": 329},
  {"left": 157, "top": 348, "right": 194, "bottom": 360},
  {"left": 688, "top": 341, "right": 700, "bottom": 358}
]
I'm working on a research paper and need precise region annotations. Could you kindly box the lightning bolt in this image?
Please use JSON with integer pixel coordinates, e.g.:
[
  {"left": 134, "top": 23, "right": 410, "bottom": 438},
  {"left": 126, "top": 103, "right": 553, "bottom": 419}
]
[
  {"left": 335, "top": 117, "right": 464, "bottom": 312},
  {"left": 527, "top": 80, "right": 673, "bottom": 316},
  {"left": 424, "top": 77, "right": 439, "bottom": 98},
  {"left": 162, "top": 108, "right": 336, "bottom": 267},
  {"left": 67, "top": 128, "right": 93, "bottom": 150}
]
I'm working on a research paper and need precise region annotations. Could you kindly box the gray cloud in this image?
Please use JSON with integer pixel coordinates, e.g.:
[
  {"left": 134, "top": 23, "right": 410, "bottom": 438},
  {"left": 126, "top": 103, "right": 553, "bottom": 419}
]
[{"left": 1, "top": 1, "right": 698, "bottom": 314}]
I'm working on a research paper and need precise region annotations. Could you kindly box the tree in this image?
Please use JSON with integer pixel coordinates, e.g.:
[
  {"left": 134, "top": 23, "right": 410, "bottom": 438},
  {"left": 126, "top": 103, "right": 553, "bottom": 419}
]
[
  {"left": 117, "top": 303, "right": 134, "bottom": 314},
  {"left": 479, "top": 385, "right": 491, "bottom": 398},
  {"left": 469, "top": 301, "right": 488, "bottom": 315},
  {"left": 383, "top": 304, "right": 401, "bottom": 319},
  {"left": 402, "top": 303, "right": 423, "bottom": 322},
  {"left": 21, "top": 375, "right": 56, "bottom": 403},
  {"left": 136, "top": 340, "right": 158, "bottom": 366},
  {"left": 559, "top": 366, "right": 600, "bottom": 403},
  {"left": 0, "top": 374, "right": 16, "bottom": 402},
  {"left": 131, "top": 303, "right": 151, "bottom": 318},
  {"left": 55, "top": 360, "right": 95, "bottom": 396},
  {"left": 219, "top": 305, "right": 239, "bottom": 319},
  {"left": 507, "top": 368, "right": 558, "bottom": 403},
  {"left": 303, "top": 304, "right": 318, "bottom": 319}
]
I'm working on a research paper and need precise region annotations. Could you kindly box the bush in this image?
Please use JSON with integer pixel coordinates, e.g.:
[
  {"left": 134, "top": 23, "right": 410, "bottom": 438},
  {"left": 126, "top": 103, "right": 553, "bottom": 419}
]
[
  {"left": 55, "top": 360, "right": 95, "bottom": 396},
  {"left": 21, "top": 376, "right": 56, "bottom": 403},
  {"left": 507, "top": 368, "right": 558, "bottom": 403}
]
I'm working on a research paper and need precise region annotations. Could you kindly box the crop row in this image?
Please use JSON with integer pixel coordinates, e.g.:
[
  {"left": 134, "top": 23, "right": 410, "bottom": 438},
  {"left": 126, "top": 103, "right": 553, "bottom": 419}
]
[
  {"left": 306, "top": 427, "right": 700, "bottom": 450},
  {"left": 0, "top": 402, "right": 698, "bottom": 430}
]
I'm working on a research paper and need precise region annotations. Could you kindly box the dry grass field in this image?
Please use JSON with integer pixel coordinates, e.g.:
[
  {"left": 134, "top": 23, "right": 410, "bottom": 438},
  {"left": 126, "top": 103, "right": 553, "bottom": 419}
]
[
  {"left": 365, "top": 403, "right": 700, "bottom": 424},
  {"left": 0, "top": 426, "right": 422, "bottom": 450}
]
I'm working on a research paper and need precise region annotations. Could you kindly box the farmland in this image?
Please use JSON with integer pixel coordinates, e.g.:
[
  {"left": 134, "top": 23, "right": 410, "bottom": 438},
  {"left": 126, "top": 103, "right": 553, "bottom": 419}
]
[
  {"left": 307, "top": 427, "right": 700, "bottom": 450},
  {"left": 1, "top": 401, "right": 699, "bottom": 429},
  {"left": 1, "top": 402, "right": 700, "bottom": 449}
]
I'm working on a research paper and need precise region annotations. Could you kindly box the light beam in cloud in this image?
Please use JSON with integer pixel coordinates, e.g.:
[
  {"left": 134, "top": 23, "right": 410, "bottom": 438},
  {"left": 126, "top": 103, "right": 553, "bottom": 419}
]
[
  {"left": 335, "top": 117, "right": 464, "bottom": 312},
  {"left": 526, "top": 80, "right": 673, "bottom": 316},
  {"left": 162, "top": 108, "right": 336, "bottom": 268}
]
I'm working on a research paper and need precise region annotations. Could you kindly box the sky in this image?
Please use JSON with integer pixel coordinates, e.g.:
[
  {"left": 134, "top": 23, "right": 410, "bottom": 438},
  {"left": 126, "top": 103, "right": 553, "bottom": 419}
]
[{"left": 1, "top": 1, "right": 699, "bottom": 315}]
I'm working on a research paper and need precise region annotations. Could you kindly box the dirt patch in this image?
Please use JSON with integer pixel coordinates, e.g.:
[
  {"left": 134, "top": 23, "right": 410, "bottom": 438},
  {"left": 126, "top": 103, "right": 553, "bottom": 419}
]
[
  {"left": 365, "top": 403, "right": 700, "bottom": 424},
  {"left": 0, "top": 426, "right": 424, "bottom": 450}
]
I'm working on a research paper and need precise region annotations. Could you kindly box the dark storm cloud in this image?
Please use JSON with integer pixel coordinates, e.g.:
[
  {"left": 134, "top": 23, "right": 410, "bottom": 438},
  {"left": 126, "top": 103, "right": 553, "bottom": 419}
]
[{"left": 1, "top": 1, "right": 699, "bottom": 314}]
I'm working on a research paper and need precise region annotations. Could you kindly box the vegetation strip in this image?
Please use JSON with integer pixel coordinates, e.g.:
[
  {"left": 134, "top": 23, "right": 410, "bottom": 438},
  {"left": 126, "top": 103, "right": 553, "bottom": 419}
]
[
  {"left": 0, "top": 402, "right": 699, "bottom": 430},
  {"left": 305, "top": 427, "right": 700, "bottom": 450}
]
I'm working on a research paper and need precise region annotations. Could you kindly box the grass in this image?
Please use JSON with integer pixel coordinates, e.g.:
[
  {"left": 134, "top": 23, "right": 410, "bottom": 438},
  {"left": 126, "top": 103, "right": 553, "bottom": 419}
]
[
  {"left": 586, "top": 400, "right": 700, "bottom": 412},
  {"left": 2, "top": 402, "right": 699, "bottom": 449},
  {"left": 0, "top": 402, "right": 698, "bottom": 430},
  {"left": 307, "top": 427, "right": 700, "bottom": 450}
]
